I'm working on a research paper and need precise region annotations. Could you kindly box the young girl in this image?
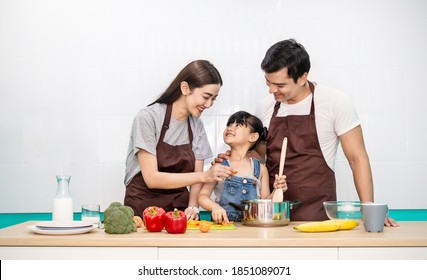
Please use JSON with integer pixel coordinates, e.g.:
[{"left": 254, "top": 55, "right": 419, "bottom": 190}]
[
  {"left": 124, "top": 60, "right": 233, "bottom": 221},
  {"left": 198, "top": 111, "right": 287, "bottom": 223}
]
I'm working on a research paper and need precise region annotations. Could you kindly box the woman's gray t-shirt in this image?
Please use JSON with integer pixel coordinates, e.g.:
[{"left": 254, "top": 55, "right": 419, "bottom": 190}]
[{"left": 124, "top": 103, "right": 213, "bottom": 186}]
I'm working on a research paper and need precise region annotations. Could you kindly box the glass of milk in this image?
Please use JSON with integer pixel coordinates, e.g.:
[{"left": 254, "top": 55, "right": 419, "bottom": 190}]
[{"left": 81, "top": 204, "right": 101, "bottom": 224}]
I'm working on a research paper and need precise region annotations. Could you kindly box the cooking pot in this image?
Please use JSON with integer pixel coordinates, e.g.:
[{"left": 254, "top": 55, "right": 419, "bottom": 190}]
[{"left": 229, "top": 199, "right": 299, "bottom": 227}]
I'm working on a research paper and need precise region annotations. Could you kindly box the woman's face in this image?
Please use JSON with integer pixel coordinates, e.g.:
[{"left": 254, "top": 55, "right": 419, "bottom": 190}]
[{"left": 186, "top": 83, "right": 221, "bottom": 118}]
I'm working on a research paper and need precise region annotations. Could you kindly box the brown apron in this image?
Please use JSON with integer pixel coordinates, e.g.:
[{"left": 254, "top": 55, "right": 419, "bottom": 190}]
[
  {"left": 266, "top": 81, "right": 336, "bottom": 221},
  {"left": 124, "top": 103, "right": 195, "bottom": 216}
]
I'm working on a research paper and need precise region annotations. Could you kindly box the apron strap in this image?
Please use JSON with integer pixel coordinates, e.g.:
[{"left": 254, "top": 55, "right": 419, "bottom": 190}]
[
  {"left": 159, "top": 104, "right": 172, "bottom": 142},
  {"left": 187, "top": 117, "right": 193, "bottom": 143},
  {"left": 272, "top": 80, "right": 316, "bottom": 118},
  {"left": 308, "top": 81, "right": 315, "bottom": 115}
]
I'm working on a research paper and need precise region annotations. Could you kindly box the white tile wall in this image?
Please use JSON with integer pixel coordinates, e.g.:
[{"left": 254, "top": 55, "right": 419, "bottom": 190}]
[{"left": 1, "top": 0, "right": 426, "bottom": 213}]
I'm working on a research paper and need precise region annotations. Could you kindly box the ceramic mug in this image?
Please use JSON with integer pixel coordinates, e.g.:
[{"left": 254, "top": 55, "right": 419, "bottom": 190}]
[{"left": 361, "top": 203, "right": 388, "bottom": 232}]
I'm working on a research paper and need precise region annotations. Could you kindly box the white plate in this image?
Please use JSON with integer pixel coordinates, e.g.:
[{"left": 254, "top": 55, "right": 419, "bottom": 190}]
[
  {"left": 35, "top": 221, "right": 93, "bottom": 229},
  {"left": 27, "top": 224, "right": 97, "bottom": 235}
]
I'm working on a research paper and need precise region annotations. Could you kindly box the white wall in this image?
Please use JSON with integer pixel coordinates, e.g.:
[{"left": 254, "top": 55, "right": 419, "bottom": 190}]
[{"left": 1, "top": 0, "right": 426, "bottom": 213}]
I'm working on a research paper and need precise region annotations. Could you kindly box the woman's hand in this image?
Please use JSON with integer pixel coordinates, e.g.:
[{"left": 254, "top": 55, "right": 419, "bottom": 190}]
[
  {"left": 204, "top": 163, "right": 233, "bottom": 183},
  {"left": 211, "top": 206, "right": 229, "bottom": 224},
  {"left": 273, "top": 174, "right": 287, "bottom": 192}
]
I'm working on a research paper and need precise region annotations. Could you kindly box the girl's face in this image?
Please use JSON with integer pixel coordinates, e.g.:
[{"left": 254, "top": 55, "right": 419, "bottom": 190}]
[
  {"left": 223, "top": 122, "right": 257, "bottom": 148},
  {"left": 185, "top": 83, "right": 221, "bottom": 118}
]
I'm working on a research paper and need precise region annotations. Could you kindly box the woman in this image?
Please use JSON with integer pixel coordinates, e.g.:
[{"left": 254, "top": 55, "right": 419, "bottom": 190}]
[{"left": 124, "top": 60, "right": 233, "bottom": 220}]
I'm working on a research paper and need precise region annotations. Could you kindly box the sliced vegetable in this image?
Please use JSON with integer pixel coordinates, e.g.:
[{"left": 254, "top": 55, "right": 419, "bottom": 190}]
[
  {"left": 187, "top": 220, "right": 214, "bottom": 226},
  {"left": 199, "top": 221, "right": 212, "bottom": 233}
]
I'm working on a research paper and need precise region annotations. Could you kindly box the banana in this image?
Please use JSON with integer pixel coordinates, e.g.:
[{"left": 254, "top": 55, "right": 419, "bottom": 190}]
[
  {"left": 294, "top": 222, "right": 340, "bottom": 232},
  {"left": 294, "top": 219, "right": 359, "bottom": 232},
  {"left": 322, "top": 219, "right": 359, "bottom": 230}
]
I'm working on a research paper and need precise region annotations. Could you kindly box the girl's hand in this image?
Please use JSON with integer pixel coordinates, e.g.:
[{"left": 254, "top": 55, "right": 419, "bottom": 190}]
[
  {"left": 211, "top": 206, "right": 229, "bottom": 224},
  {"left": 185, "top": 207, "right": 200, "bottom": 221},
  {"left": 205, "top": 163, "right": 233, "bottom": 183},
  {"left": 273, "top": 174, "right": 287, "bottom": 192}
]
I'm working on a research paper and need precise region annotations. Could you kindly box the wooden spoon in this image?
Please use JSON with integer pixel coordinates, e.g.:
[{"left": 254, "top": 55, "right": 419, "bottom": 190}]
[{"left": 272, "top": 137, "right": 287, "bottom": 203}]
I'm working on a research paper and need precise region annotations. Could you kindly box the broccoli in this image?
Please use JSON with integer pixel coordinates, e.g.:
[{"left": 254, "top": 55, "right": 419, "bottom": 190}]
[{"left": 103, "top": 202, "right": 137, "bottom": 234}]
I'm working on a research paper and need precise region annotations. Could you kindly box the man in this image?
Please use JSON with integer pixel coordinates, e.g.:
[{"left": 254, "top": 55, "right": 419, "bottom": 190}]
[{"left": 252, "top": 39, "right": 396, "bottom": 225}]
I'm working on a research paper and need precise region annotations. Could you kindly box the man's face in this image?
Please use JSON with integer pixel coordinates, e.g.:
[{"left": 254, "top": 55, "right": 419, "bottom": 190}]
[{"left": 264, "top": 68, "right": 305, "bottom": 104}]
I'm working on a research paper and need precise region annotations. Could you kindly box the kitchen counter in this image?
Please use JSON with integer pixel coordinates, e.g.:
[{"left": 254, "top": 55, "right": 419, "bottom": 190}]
[
  {"left": 1, "top": 221, "right": 426, "bottom": 260},
  {"left": 1, "top": 221, "right": 426, "bottom": 247}
]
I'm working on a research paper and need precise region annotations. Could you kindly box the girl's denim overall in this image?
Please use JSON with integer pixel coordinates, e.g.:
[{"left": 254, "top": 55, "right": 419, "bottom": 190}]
[{"left": 218, "top": 158, "right": 260, "bottom": 221}]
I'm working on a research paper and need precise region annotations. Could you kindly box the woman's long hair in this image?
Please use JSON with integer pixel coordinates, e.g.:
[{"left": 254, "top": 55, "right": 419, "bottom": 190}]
[{"left": 150, "top": 60, "right": 222, "bottom": 105}]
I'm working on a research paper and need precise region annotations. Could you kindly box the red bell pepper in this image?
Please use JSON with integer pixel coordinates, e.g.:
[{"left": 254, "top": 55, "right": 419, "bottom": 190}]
[
  {"left": 143, "top": 206, "right": 166, "bottom": 232},
  {"left": 164, "top": 208, "right": 187, "bottom": 234}
]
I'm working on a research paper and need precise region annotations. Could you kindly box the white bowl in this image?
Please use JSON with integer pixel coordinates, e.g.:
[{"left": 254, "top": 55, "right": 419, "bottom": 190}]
[{"left": 323, "top": 201, "right": 362, "bottom": 220}]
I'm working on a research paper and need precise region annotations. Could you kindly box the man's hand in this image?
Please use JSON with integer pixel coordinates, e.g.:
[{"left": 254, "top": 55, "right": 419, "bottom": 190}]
[
  {"left": 384, "top": 217, "right": 399, "bottom": 227},
  {"left": 211, "top": 150, "right": 231, "bottom": 165}
]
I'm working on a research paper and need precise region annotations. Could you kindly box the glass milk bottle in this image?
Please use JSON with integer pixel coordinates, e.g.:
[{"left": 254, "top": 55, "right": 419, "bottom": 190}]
[{"left": 52, "top": 175, "right": 74, "bottom": 221}]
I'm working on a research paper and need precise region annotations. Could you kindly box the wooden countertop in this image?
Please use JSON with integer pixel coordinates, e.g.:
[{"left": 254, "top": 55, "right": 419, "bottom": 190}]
[{"left": 1, "top": 221, "right": 426, "bottom": 248}]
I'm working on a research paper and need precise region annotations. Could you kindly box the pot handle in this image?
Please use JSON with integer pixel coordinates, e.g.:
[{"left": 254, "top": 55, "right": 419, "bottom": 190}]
[
  {"left": 290, "top": 201, "right": 300, "bottom": 210},
  {"left": 229, "top": 202, "right": 246, "bottom": 211}
]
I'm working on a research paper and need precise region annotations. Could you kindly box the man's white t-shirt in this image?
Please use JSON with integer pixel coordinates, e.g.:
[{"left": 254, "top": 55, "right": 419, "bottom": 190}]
[{"left": 254, "top": 83, "right": 360, "bottom": 171}]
